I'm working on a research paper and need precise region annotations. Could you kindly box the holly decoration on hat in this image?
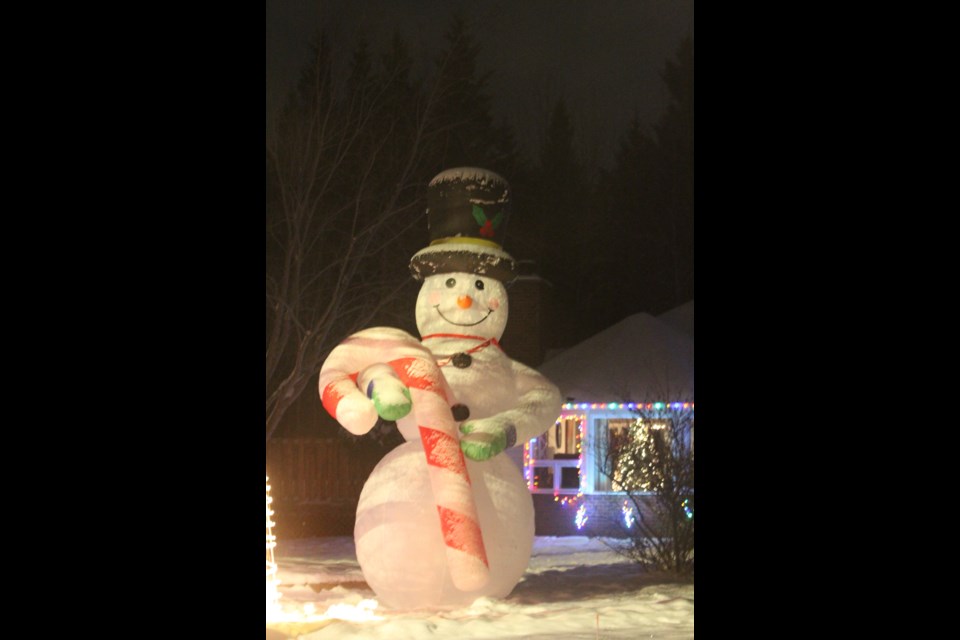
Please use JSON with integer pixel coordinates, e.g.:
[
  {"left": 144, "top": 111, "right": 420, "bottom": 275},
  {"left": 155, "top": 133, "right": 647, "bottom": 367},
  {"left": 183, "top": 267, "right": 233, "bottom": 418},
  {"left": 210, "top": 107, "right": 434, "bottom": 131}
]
[{"left": 472, "top": 205, "right": 504, "bottom": 239}]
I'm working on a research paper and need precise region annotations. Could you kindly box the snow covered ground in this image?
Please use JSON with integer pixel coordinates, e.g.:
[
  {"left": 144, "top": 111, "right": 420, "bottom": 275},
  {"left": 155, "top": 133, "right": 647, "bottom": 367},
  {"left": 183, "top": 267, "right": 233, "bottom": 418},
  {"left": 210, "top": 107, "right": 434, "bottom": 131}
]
[{"left": 269, "top": 536, "right": 693, "bottom": 639}]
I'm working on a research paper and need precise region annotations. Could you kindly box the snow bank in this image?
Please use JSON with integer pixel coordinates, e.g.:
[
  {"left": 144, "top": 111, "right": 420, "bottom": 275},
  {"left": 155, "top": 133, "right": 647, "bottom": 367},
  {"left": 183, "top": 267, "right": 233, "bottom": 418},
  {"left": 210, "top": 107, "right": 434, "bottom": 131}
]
[{"left": 272, "top": 536, "right": 693, "bottom": 639}]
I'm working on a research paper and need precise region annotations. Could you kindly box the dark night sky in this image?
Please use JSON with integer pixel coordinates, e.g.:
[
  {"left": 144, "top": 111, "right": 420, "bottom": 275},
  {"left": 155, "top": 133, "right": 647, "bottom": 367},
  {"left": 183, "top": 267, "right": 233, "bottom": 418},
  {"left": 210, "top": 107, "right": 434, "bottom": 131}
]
[
  {"left": 266, "top": 0, "right": 694, "bottom": 169},
  {"left": 264, "top": 1, "right": 696, "bottom": 438}
]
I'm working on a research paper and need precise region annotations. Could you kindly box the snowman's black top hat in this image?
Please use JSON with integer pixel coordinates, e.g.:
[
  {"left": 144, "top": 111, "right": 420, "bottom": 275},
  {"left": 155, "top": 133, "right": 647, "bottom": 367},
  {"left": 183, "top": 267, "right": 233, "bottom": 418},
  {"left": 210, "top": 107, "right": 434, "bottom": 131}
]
[{"left": 409, "top": 167, "right": 517, "bottom": 283}]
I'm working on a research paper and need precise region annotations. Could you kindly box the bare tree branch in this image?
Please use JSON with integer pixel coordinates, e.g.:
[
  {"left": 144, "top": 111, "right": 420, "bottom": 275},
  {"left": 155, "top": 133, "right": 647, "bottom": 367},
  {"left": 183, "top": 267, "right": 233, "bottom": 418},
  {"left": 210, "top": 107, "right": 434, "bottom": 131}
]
[
  {"left": 265, "top": 34, "right": 463, "bottom": 442},
  {"left": 596, "top": 390, "right": 694, "bottom": 576}
]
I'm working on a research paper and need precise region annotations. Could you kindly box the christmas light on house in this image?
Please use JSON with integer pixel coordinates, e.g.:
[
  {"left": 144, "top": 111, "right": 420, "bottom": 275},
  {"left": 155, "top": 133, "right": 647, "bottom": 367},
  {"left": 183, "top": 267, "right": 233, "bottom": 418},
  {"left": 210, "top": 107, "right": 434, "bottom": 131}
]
[
  {"left": 549, "top": 415, "right": 585, "bottom": 508},
  {"left": 523, "top": 439, "right": 534, "bottom": 489},
  {"left": 533, "top": 415, "right": 589, "bottom": 529},
  {"left": 561, "top": 401, "right": 693, "bottom": 411},
  {"left": 614, "top": 417, "right": 675, "bottom": 493},
  {"left": 524, "top": 403, "right": 693, "bottom": 530},
  {"left": 570, "top": 416, "right": 588, "bottom": 528},
  {"left": 622, "top": 501, "right": 635, "bottom": 529},
  {"left": 575, "top": 503, "right": 588, "bottom": 530}
]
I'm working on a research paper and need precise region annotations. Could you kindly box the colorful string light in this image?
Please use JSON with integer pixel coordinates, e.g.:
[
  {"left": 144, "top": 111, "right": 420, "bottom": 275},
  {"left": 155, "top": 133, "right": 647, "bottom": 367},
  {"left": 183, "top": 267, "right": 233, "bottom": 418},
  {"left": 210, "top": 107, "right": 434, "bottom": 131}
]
[
  {"left": 523, "top": 440, "right": 533, "bottom": 490},
  {"left": 549, "top": 415, "right": 586, "bottom": 512},
  {"left": 577, "top": 416, "right": 586, "bottom": 497},
  {"left": 528, "top": 405, "right": 693, "bottom": 530},
  {"left": 561, "top": 401, "right": 694, "bottom": 411}
]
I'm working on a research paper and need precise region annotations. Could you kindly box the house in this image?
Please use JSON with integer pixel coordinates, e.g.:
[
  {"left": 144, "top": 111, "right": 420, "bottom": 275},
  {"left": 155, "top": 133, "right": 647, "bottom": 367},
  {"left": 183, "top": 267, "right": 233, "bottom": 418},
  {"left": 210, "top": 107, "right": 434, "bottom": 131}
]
[{"left": 514, "top": 303, "right": 694, "bottom": 536}]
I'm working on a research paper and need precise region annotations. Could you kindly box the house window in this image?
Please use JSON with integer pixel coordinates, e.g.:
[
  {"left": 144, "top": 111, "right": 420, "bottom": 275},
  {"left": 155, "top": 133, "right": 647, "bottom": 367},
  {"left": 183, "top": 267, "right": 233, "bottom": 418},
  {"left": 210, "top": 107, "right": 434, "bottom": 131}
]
[
  {"left": 594, "top": 418, "right": 633, "bottom": 492},
  {"left": 531, "top": 464, "right": 554, "bottom": 491},
  {"left": 527, "top": 415, "right": 583, "bottom": 494},
  {"left": 594, "top": 417, "right": 673, "bottom": 492},
  {"left": 551, "top": 416, "right": 580, "bottom": 458}
]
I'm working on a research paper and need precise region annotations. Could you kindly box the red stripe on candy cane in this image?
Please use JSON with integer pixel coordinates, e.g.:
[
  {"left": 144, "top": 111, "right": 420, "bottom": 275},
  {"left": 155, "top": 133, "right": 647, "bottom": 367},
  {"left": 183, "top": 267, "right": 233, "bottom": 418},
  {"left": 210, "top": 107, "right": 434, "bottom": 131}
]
[
  {"left": 410, "top": 393, "right": 489, "bottom": 589},
  {"left": 390, "top": 357, "right": 445, "bottom": 394},
  {"left": 419, "top": 426, "right": 468, "bottom": 479},
  {"left": 320, "top": 373, "right": 359, "bottom": 417},
  {"left": 437, "top": 504, "right": 489, "bottom": 567}
]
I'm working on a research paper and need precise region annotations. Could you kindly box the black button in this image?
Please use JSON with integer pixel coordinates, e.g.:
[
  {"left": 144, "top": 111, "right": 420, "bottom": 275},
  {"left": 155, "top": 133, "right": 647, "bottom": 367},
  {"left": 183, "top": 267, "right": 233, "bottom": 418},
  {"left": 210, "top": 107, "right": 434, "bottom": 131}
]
[
  {"left": 451, "top": 404, "right": 470, "bottom": 421},
  {"left": 452, "top": 352, "right": 472, "bottom": 368}
]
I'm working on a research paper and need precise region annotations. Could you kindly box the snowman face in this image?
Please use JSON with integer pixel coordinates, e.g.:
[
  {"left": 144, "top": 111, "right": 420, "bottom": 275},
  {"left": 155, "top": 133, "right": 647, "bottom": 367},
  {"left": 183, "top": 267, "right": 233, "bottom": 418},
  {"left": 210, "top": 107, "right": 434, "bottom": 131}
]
[{"left": 416, "top": 272, "right": 509, "bottom": 340}]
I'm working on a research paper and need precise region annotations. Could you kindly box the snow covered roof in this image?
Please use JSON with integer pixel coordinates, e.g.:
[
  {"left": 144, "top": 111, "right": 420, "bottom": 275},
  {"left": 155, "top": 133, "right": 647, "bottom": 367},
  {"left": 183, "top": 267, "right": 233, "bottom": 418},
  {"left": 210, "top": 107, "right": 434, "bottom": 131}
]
[
  {"left": 657, "top": 300, "right": 693, "bottom": 341},
  {"left": 538, "top": 308, "right": 694, "bottom": 404}
]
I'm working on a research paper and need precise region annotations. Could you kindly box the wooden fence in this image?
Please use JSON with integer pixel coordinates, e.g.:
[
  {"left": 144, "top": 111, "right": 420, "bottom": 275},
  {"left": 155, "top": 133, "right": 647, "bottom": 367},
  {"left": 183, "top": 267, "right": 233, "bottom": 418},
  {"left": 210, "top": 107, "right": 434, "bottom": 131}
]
[{"left": 266, "top": 438, "right": 381, "bottom": 503}]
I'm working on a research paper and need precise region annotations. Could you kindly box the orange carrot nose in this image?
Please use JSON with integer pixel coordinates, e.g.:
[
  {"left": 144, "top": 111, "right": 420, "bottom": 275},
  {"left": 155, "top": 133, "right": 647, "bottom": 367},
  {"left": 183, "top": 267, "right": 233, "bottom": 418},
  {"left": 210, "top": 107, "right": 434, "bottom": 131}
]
[{"left": 457, "top": 295, "right": 473, "bottom": 309}]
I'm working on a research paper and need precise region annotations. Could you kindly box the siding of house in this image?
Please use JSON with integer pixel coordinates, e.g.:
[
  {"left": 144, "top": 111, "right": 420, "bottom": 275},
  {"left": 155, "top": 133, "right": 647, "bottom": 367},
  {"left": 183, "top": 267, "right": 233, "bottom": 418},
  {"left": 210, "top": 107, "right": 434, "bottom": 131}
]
[{"left": 532, "top": 493, "right": 663, "bottom": 537}]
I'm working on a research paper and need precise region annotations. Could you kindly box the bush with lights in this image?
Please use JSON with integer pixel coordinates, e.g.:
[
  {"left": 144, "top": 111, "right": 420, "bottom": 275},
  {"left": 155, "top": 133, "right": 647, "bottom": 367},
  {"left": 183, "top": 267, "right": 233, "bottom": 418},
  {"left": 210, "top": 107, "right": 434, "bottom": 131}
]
[{"left": 601, "top": 403, "right": 694, "bottom": 576}]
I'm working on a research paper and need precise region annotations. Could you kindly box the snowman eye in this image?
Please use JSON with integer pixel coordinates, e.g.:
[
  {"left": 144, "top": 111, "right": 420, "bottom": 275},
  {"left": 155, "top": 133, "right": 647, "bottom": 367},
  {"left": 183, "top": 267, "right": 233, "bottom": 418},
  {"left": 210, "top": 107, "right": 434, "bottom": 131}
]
[
  {"left": 445, "top": 278, "right": 456, "bottom": 288},
  {"left": 475, "top": 280, "right": 484, "bottom": 290}
]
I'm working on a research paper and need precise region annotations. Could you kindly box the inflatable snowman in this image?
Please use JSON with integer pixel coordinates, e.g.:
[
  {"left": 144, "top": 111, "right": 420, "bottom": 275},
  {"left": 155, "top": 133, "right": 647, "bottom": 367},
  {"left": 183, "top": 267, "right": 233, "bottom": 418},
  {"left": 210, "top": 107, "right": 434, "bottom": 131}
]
[{"left": 320, "top": 168, "right": 561, "bottom": 610}]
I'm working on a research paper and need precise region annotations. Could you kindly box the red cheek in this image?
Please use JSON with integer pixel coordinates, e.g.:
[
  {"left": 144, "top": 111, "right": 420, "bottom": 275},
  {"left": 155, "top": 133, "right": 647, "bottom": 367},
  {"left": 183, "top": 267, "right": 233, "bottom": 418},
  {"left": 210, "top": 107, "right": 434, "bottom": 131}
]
[
  {"left": 489, "top": 298, "right": 500, "bottom": 310},
  {"left": 428, "top": 291, "right": 442, "bottom": 306}
]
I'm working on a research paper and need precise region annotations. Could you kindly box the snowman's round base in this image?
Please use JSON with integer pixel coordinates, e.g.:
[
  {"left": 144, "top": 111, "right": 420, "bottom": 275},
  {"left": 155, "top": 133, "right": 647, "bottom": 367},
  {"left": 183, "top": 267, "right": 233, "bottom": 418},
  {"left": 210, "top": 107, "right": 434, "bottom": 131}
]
[{"left": 354, "top": 440, "right": 535, "bottom": 610}]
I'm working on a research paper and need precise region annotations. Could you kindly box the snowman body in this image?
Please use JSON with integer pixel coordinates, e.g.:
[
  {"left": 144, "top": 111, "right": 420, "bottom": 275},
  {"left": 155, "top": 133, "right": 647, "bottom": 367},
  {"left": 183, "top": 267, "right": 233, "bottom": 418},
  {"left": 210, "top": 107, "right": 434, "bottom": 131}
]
[
  {"left": 351, "top": 271, "right": 560, "bottom": 609},
  {"left": 354, "top": 437, "right": 534, "bottom": 610}
]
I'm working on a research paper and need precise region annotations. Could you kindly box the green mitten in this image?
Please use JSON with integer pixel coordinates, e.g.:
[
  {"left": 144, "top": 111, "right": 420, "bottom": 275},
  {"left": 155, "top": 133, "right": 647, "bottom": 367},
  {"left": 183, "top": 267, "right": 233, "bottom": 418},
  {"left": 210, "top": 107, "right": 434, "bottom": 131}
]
[
  {"left": 459, "top": 418, "right": 517, "bottom": 461},
  {"left": 365, "top": 375, "right": 412, "bottom": 421}
]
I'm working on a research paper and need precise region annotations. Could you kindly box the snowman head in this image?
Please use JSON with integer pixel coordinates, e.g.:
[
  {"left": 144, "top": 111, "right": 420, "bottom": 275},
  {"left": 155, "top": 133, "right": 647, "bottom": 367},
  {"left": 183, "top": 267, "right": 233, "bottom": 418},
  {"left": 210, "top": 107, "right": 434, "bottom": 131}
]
[{"left": 416, "top": 272, "right": 509, "bottom": 340}]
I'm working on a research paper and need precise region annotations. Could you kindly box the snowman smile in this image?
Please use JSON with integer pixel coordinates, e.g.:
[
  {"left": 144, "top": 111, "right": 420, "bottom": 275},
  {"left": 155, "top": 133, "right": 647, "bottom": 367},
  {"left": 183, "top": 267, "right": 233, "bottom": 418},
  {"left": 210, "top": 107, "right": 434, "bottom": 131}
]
[{"left": 434, "top": 305, "right": 494, "bottom": 327}]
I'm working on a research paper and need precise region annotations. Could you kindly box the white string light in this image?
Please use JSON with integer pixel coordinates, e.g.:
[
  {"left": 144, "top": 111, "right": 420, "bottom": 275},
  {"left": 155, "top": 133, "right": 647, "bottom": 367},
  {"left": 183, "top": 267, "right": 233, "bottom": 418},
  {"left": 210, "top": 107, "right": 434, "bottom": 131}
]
[
  {"left": 622, "top": 501, "right": 635, "bottom": 529},
  {"left": 265, "top": 475, "right": 384, "bottom": 629},
  {"left": 266, "top": 476, "right": 282, "bottom": 618}
]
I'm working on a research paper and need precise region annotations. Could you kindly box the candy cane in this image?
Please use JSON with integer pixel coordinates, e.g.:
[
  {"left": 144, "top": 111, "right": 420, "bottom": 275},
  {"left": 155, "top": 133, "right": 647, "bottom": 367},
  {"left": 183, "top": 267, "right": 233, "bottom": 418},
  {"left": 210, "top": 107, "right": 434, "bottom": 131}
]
[{"left": 319, "top": 327, "right": 490, "bottom": 591}]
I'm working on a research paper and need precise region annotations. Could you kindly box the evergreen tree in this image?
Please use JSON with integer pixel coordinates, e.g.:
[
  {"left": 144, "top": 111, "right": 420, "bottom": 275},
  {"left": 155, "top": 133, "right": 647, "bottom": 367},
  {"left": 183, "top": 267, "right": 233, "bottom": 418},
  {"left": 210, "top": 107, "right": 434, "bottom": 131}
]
[
  {"left": 652, "top": 36, "right": 694, "bottom": 308},
  {"left": 599, "top": 37, "right": 694, "bottom": 315},
  {"left": 528, "top": 97, "right": 599, "bottom": 345},
  {"left": 347, "top": 33, "right": 375, "bottom": 100},
  {"left": 429, "top": 14, "right": 518, "bottom": 176},
  {"left": 614, "top": 419, "right": 669, "bottom": 492}
]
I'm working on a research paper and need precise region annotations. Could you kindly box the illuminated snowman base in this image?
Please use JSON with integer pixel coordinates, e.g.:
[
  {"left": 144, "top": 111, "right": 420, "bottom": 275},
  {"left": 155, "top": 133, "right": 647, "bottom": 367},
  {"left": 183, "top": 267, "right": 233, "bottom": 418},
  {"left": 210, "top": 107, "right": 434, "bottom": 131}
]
[{"left": 354, "top": 440, "right": 535, "bottom": 610}]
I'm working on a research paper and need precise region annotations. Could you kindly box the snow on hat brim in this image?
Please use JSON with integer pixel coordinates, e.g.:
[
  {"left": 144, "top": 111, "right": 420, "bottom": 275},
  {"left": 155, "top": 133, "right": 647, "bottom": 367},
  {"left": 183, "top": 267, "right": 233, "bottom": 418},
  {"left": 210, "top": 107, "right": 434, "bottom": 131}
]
[{"left": 409, "top": 240, "right": 517, "bottom": 283}]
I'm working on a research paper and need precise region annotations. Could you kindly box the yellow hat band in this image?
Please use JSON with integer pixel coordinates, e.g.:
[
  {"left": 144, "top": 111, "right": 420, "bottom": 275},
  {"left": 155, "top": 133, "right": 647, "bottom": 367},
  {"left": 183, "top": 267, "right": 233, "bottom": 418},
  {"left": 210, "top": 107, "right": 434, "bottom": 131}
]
[{"left": 429, "top": 236, "right": 502, "bottom": 249}]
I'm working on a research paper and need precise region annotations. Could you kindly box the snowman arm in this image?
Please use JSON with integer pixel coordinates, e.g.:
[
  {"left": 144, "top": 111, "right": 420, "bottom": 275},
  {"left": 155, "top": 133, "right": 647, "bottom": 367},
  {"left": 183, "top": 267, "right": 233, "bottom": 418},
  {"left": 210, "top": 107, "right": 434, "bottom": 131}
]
[
  {"left": 503, "top": 360, "right": 564, "bottom": 445},
  {"left": 320, "top": 365, "right": 413, "bottom": 436},
  {"left": 319, "top": 370, "right": 380, "bottom": 435},
  {"left": 460, "top": 361, "right": 562, "bottom": 461}
]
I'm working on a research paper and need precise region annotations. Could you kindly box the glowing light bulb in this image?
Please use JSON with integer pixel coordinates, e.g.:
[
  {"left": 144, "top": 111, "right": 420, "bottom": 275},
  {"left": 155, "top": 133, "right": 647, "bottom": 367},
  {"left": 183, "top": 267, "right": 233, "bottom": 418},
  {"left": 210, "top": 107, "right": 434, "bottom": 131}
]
[
  {"left": 266, "top": 476, "right": 282, "bottom": 619},
  {"left": 622, "top": 502, "right": 635, "bottom": 528},
  {"left": 575, "top": 503, "right": 588, "bottom": 529}
]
